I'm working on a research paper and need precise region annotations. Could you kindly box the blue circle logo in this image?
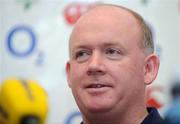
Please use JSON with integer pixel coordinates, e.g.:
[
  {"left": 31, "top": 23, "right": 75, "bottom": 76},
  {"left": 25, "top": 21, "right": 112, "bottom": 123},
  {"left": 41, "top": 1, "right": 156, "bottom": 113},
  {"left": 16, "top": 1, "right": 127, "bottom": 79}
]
[{"left": 7, "top": 25, "right": 36, "bottom": 57}]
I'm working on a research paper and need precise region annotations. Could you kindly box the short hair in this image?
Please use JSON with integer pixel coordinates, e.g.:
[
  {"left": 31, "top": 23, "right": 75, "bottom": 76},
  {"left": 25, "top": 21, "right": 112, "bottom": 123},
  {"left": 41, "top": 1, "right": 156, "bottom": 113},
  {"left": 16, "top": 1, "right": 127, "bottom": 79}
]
[
  {"left": 94, "top": 4, "right": 154, "bottom": 54},
  {"left": 120, "top": 5, "right": 154, "bottom": 54}
]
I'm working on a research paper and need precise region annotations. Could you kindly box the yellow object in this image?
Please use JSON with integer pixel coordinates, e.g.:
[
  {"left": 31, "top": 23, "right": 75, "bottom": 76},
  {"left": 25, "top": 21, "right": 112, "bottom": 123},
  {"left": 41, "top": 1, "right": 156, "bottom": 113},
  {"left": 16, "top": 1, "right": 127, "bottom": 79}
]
[{"left": 0, "top": 79, "right": 48, "bottom": 124}]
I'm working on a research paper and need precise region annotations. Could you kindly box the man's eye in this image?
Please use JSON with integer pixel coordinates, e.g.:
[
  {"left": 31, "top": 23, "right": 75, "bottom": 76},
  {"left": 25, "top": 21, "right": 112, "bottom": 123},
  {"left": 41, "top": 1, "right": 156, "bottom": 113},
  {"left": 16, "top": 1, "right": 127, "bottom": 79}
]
[
  {"left": 75, "top": 50, "right": 91, "bottom": 62},
  {"left": 105, "top": 48, "right": 121, "bottom": 59},
  {"left": 106, "top": 48, "right": 120, "bottom": 55}
]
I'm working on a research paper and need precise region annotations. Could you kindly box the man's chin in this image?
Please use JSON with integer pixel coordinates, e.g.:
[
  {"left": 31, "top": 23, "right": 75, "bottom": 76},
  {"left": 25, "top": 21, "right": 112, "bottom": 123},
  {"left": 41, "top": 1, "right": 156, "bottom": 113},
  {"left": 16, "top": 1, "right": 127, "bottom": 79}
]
[{"left": 86, "top": 105, "right": 113, "bottom": 113}]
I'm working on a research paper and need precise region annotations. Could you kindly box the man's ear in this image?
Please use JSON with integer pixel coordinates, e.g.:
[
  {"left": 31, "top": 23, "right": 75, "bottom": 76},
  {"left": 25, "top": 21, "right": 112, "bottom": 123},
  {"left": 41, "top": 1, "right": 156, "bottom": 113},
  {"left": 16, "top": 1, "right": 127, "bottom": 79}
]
[
  {"left": 66, "top": 61, "right": 72, "bottom": 88},
  {"left": 144, "top": 54, "right": 160, "bottom": 85}
]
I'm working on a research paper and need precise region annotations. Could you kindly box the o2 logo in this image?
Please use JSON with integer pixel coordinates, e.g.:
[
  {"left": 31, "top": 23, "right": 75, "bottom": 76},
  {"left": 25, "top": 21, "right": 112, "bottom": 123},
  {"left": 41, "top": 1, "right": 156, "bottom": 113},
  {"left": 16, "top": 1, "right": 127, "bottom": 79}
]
[
  {"left": 6, "top": 25, "right": 44, "bottom": 65},
  {"left": 7, "top": 25, "right": 36, "bottom": 57},
  {"left": 65, "top": 111, "right": 81, "bottom": 124}
]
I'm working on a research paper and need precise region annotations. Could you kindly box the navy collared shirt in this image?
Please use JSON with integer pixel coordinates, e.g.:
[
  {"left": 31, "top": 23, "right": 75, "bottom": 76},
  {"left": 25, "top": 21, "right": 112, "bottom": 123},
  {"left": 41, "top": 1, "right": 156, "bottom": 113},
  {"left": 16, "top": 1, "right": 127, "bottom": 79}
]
[
  {"left": 141, "top": 107, "right": 165, "bottom": 124},
  {"left": 80, "top": 107, "right": 165, "bottom": 124}
]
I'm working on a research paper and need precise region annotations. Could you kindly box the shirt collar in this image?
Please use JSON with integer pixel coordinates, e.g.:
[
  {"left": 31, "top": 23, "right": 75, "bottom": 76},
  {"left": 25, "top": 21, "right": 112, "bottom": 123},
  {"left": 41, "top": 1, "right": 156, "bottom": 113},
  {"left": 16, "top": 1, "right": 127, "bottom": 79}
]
[
  {"left": 80, "top": 107, "right": 164, "bottom": 124},
  {"left": 141, "top": 107, "right": 164, "bottom": 124}
]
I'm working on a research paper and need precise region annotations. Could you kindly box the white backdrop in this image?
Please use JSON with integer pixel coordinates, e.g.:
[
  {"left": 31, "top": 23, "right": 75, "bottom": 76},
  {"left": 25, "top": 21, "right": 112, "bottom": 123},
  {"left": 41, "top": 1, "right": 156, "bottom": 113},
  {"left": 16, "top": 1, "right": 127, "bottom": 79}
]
[{"left": 0, "top": 0, "right": 180, "bottom": 124}]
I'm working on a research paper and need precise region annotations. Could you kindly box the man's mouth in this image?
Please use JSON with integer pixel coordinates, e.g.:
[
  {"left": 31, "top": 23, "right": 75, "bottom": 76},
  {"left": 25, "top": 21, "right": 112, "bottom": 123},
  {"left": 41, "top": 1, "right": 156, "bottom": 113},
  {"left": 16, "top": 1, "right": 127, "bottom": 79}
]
[
  {"left": 86, "top": 83, "right": 112, "bottom": 89},
  {"left": 87, "top": 84, "right": 107, "bottom": 88},
  {"left": 85, "top": 83, "right": 112, "bottom": 94}
]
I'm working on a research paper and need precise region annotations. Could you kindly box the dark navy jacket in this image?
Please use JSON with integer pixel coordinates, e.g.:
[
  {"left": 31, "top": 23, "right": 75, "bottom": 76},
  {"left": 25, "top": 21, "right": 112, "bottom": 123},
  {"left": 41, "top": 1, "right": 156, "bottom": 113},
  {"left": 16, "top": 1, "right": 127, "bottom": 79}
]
[{"left": 80, "top": 107, "right": 165, "bottom": 124}]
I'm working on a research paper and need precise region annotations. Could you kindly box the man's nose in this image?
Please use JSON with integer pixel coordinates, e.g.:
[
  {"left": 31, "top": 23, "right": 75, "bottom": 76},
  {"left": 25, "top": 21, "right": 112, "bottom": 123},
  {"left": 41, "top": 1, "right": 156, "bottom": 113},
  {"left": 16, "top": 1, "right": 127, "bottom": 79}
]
[{"left": 86, "top": 51, "right": 106, "bottom": 76}]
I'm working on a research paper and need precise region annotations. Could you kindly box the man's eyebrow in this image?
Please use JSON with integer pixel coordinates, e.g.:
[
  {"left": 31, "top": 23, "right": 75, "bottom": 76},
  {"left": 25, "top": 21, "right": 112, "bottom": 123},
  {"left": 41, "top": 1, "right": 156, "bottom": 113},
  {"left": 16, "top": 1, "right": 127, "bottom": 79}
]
[
  {"left": 103, "top": 42, "right": 126, "bottom": 49},
  {"left": 71, "top": 41, "right": 126, "bottom": 49},
  {"left": 70, "top": 45, "right": 90, "bottom": 59},
  {"left": 72, "top": 44, "right": 90, "bottom": 51},
  {"left": 103, "top": 42, "right": 119, "bottom": 46},
  {"left": 70, "top": 44, "right": 90, "bottom": 55}
]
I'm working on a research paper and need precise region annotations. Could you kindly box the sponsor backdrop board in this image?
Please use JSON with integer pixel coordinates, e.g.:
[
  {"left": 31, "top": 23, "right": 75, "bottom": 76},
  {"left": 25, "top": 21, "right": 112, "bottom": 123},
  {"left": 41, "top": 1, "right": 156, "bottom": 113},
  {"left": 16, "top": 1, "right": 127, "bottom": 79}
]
[{"left": 0, "top": 0, "right": 180, "bottom": 124}]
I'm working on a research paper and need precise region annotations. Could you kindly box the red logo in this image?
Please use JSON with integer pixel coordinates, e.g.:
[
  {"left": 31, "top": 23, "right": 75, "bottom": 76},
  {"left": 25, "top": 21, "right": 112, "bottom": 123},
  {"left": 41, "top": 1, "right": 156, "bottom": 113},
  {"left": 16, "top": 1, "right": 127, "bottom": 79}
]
[
  {"left": 63, "top": 2, "right": 101, "bottom": 25},
  {"left": 146, "top": 86, "right": 164, "bottom": 108}
]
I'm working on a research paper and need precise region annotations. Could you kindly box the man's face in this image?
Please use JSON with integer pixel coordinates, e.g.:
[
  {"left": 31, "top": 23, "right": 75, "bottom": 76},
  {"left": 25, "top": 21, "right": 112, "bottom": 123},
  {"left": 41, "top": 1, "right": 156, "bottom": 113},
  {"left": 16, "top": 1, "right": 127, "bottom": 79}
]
[{"left": 66, "top": 7, "right": 147, "bottom": 115}]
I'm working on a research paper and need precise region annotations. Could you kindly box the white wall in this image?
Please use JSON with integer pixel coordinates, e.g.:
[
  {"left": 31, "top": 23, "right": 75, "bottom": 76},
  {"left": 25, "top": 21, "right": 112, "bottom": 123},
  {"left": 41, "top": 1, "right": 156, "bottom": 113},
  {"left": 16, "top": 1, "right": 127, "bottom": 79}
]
[{"left": 0, "top": 0, "right": 180, "bottom": 123}]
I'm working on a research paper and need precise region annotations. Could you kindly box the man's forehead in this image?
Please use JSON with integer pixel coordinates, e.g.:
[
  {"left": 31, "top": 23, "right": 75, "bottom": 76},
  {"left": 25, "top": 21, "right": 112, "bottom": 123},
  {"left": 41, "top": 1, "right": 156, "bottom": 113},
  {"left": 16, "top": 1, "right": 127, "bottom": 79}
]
[
  {"left": 68, "top": 5, "right": 142, "bottom": 53},
  {"left": 75, "top": 5, "right": 134, "bottom": 25},
  {"left": 71, "top": 5, "right": 138, "bottom": 37}
]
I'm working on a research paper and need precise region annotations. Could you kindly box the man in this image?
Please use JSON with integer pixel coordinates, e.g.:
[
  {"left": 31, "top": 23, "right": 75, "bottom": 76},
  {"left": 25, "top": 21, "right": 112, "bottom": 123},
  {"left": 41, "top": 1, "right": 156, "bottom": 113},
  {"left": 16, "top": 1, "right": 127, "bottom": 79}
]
[{"left": 66, "top": 4, "right": 164, "bottom": 124}]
